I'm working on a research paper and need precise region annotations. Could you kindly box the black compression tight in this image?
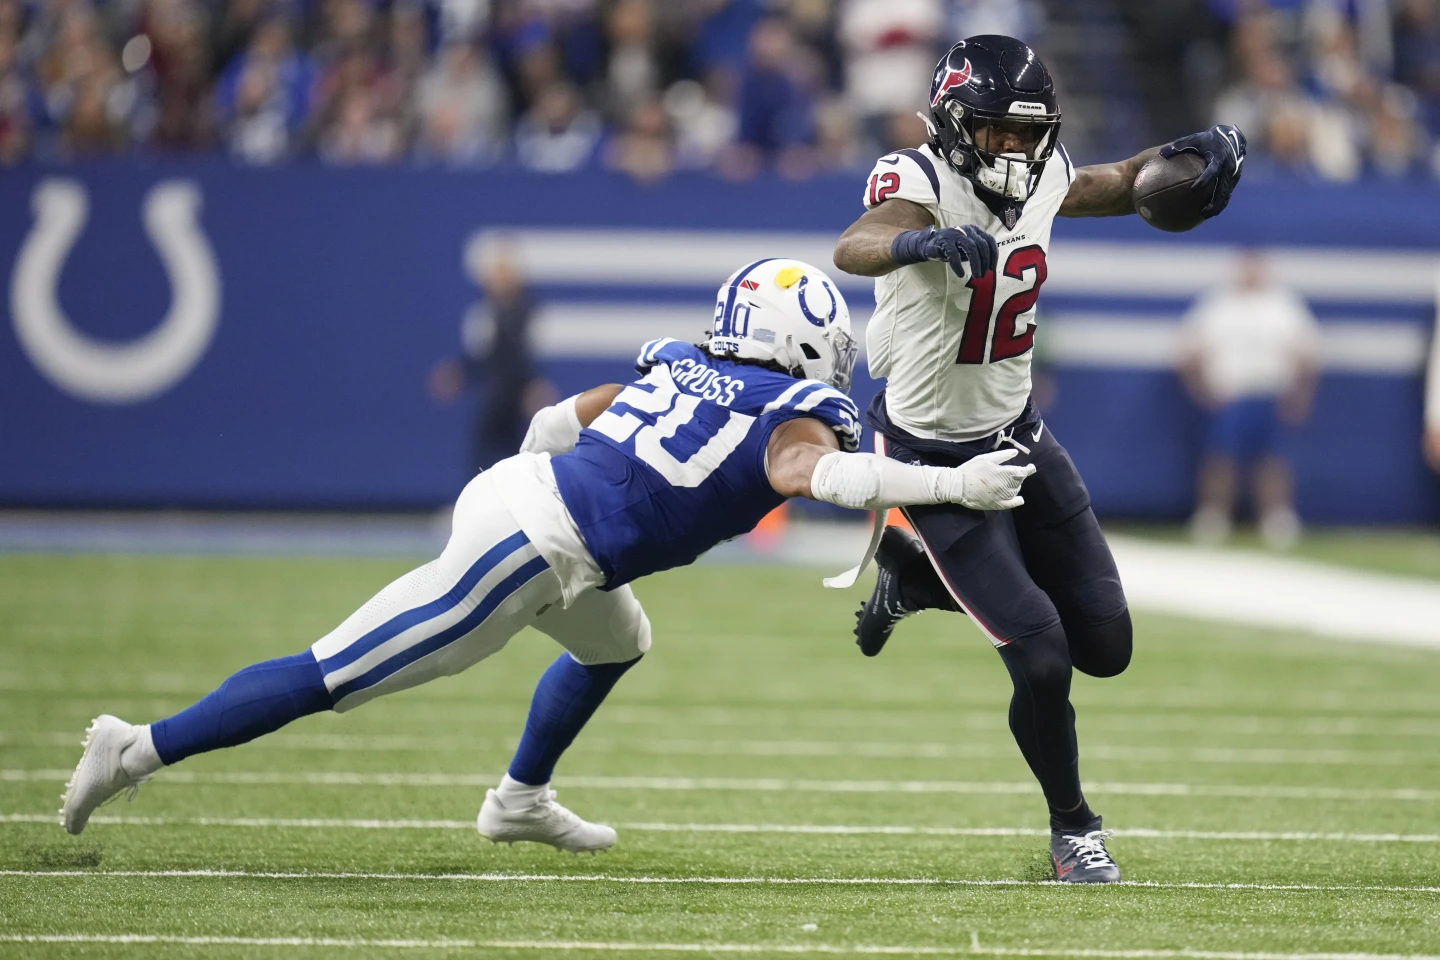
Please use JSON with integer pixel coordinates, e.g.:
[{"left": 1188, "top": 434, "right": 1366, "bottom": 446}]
[{"left": 995, "top": 609, "right": 1133, "bottom": 824}]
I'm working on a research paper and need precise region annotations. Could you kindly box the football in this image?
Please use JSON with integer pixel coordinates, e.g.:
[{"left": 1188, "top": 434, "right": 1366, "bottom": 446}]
[{"left": 1132, "top": 152, "right": 1209, "bottom": 232}]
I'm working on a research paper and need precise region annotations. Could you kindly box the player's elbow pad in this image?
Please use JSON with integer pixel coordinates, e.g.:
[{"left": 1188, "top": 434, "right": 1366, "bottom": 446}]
[
  {"left": 809, "top": 451, "right": 956, "bottom": 511},
  {"left": 520, "top": 395, "right": 583, "bottom": 456}
]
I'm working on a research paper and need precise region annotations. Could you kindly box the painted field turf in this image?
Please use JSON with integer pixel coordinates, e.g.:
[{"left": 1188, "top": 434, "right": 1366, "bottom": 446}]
[{"left": 1, "top": 553, "right": 1438, "bottom": 958}]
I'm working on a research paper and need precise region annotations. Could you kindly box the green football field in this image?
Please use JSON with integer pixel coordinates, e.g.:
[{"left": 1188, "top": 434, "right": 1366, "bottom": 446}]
[{"left": 2, "top": 551, "right": 1439, "bottom": 958}]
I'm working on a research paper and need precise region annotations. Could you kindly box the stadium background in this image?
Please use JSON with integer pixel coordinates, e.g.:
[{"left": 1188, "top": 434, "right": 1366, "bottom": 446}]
[
  {"left": 5, "top": 3, "right": 1440, "bottom": 956},
  {"left": 1, "top": 0, "right": 1439, "bottom": 524}
]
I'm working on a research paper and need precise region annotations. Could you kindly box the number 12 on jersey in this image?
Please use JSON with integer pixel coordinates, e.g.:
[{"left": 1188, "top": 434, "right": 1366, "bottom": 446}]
[{"left": 956, "top": 245, "right": 1048, "bottom": 365}]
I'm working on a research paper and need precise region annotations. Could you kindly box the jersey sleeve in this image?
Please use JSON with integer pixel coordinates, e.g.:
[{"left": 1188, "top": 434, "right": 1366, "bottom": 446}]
[
  {"left": 762, "top": 380, "right": 862, "bottom": 453},
  {"left": 861, "top": 149, "right": 942, "bottom": 219},
  {"left": 634, "top": 337, "right": 688, "bottom": 373},
  {"left": 1054, "top": 142, "right": 1076, "bottom": 185}
]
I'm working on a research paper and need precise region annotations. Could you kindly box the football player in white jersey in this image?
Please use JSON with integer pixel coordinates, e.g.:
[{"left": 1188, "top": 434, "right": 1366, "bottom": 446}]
[{"left": 831, "top": 35, "right": 1246, "bottom": 883}]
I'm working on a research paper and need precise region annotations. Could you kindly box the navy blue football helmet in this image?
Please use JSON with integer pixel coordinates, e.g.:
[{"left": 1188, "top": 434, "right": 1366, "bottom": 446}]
[{"left": 925, "top": 36, "right": 1062, "bottom": 204}]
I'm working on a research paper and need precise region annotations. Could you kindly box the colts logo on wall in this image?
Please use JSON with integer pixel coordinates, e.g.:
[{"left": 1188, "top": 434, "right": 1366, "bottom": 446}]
[{"left": 10, "top": 178, "right": 221, "bottom": 404}]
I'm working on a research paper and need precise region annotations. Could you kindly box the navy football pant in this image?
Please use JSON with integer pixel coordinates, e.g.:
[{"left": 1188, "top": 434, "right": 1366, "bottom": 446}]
[{"left": 878, "top": 409, "right": 1131, "bottom": 821}]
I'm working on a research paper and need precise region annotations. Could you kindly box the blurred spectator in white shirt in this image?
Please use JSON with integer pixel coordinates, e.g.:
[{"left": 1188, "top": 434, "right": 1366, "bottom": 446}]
[
  {"left": 663, "top": 75, "right": 736, "bottom": 169},
  {"left": 601, "top": 0, "right": 660, "bottom": 123},
  {"left": 415, "top": 40, "right": 507, "bottom": 165},
  {"left": 838, "top": 0, "right": 940, "bottom": 150},
  {"left": 1178, "top": 252, "right": 1321, "bottom": 549},
  {"left": 515, "top": 80, "right": 601, "bottom": 171}
]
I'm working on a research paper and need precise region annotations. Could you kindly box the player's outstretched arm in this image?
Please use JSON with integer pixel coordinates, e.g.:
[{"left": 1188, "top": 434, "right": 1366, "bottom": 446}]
[
  {"left": 833, "top": 200, "right": 997, "bottom": 279},
  {"left": 1060, "top": 125, "right": 1245, "bottom": 220},
  {"left": 766, "top": 417, "right": 1035, "bottom": 511},
  {"left": 1058, "top": 146, "right": 1161, "bottom": 218},
  {"left": 520, "top": 383, "right": 623, "bottom": 456}
]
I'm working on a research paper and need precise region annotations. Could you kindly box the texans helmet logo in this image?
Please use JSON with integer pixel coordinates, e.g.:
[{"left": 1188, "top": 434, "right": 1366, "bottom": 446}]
[{"left": 931, "top": 59, "right": 973, "bottom": 106}]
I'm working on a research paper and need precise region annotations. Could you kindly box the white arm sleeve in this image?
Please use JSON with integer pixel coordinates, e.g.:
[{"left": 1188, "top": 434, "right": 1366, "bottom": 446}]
[
  {"left": 810, "top": 452, "right": 958, "bottom": 511},
  {"left": 809, "top": 449, "right": 1035, "bottom": 512},
  {"left": 520, "top": 395, "right": 583, "bottom": 456}
]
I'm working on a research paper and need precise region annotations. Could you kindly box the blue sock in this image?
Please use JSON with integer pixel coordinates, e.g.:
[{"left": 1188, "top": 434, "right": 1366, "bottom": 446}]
[
  {"left": 507, "top": 653, "right": 641, "bottom": 785},
  {"left": 151, "top": 651, "right": 333, "bottom": 765}
]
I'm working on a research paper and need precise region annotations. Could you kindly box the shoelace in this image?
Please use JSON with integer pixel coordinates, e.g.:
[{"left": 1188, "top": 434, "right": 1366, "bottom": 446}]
[
  {"left": 992, "top": 426, "right": 1031, "bottom": 456},
  {"left": 537, "top": 789, "right": 582, "bottom": 826},
  {"left": 99, "top": 774, "right": 150, "bottom": 809},
  {"left": 1061, "top": 830, "right": 1116, "bottom": 869}
]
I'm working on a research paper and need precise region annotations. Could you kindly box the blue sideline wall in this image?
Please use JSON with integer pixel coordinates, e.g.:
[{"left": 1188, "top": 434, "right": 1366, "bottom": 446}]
[{"left": 0, "top": 161, "right": 1436, "bottom": 522}]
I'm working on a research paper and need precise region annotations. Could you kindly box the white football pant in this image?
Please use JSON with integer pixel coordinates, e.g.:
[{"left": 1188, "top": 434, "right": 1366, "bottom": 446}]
[{"left": 310, "top": 467, "right": 651, "bottom": 712}]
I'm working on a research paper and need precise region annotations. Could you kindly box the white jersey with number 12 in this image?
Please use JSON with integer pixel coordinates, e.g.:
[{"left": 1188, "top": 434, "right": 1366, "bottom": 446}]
[{"left": 862, "top": 142, "right": 1074, "bottom": 442}]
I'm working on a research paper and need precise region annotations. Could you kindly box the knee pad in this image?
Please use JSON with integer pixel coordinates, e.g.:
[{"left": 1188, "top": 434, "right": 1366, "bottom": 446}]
[
  {"left": 540, "top": 584, "right": 652, "bottom": 666},
  {"left": 1068, "top": 608, "right": 1132, "bottom": 679},
  {"left": 601, "top": 592, "right": 652, "bottom": 663},
  {"left": 999, "top": 621, "right": 1072, "bottom": 696}
]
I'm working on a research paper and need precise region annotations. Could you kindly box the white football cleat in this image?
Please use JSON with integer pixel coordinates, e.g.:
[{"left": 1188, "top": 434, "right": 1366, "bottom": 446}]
[
  {"left": 59, "top": 715, "right": 150, "bottom": 835},
  {"left": 476, "top": 787, "right": 617, "bottom": 853}
]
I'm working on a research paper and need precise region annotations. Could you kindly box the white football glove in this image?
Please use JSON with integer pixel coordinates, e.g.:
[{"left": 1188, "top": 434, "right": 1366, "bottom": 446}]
[{"left": 949, "top": 449, "right": 1035, "bottom": 510}]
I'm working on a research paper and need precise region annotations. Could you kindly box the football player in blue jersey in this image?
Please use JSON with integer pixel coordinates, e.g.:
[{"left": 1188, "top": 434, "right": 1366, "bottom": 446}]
[{"left": 61, "top": 257, "right": 1036, "bottom": 850}]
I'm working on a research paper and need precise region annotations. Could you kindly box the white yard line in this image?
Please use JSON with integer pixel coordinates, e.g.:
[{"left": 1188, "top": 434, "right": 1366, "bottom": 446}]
[
  {"left": 2, "top": 933, "right": 1438, "bottom": 960},
  {"left": 3, "top": 870, "right": 1439, "bottom": 895},
  {"left": 4, "top": 769, "right": 1436, "bottom": 801},
  {"left": 3, "top": 812, "right": 1436, "bottom": 844},
  {"left": 5, "top": 732, "right": 1435, "bottom": 766}
]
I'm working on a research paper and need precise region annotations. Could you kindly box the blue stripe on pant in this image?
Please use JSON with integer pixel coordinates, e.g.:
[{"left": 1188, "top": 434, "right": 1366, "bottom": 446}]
[
  {"left": 319, "top": 530, "right": 532, "bottom": 678},
  {"left": 322, "top": 536, "right": 551, "bottom": 705}
]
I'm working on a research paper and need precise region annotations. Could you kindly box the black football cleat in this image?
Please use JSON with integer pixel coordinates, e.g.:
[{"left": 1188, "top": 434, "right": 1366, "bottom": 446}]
[
  {"left": 1050, "top": 817, "right": 1122, "bottom": 884},
  {"left": 854, "top": 526, "right": 929, "bottom": 657}
]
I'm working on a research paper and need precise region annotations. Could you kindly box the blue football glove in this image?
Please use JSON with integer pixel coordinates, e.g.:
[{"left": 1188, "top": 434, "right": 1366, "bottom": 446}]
[
  {"left": 1160, "top": 124, "right": 1246, "bottom": 218},
  {"left": 891, "top": 225, "right": 999, "bottom": 278}
]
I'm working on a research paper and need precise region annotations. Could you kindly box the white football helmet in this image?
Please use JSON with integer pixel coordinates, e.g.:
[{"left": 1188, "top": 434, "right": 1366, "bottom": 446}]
[{"left": 705, "top": 258, "right": 858, "bottom": 391}]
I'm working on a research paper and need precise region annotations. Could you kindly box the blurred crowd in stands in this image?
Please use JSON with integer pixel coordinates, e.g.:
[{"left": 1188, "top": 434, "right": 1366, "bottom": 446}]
[{"left": 0, "top": 0, "right": 1437, "bottom": 181}]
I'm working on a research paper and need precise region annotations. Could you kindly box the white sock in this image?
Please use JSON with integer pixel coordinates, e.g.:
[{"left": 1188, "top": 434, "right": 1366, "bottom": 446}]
[
  {"left": 120, "top": 724, "right": 164, "bottom": 779},
  {"left": 495, "top": 773, "right": 548, "bottom": 808}
]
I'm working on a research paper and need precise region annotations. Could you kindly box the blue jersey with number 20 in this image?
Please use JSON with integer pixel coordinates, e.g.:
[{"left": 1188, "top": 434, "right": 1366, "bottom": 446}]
[{"left": 550, "top": 338, "right": 861, "bottom": 589}]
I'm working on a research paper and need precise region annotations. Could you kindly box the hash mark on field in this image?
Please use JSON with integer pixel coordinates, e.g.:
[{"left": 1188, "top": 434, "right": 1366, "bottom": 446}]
[
  {"left": 1, "top": 933, "right": 1439, "bottom": 958},
  {"left": 5, "top": 813, "right": 1439, "bottom": 844},
  {"left": 6, "top": 769, "right": 1438, "bottom": 802},
  {"left": 9, "top": 731, "right": 1437, "bottom": 766},
  {"left": 3, "top": 870, "right": 1440, "bottom": 895}
]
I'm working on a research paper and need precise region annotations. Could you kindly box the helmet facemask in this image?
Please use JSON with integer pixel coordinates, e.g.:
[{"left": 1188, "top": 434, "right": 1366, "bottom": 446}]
[
  {"left": 929, "top": 99, "right": 1061, "bottom": 202},
  {"left": 825, "top": 326, "right": 858, "bottom": 392}
]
